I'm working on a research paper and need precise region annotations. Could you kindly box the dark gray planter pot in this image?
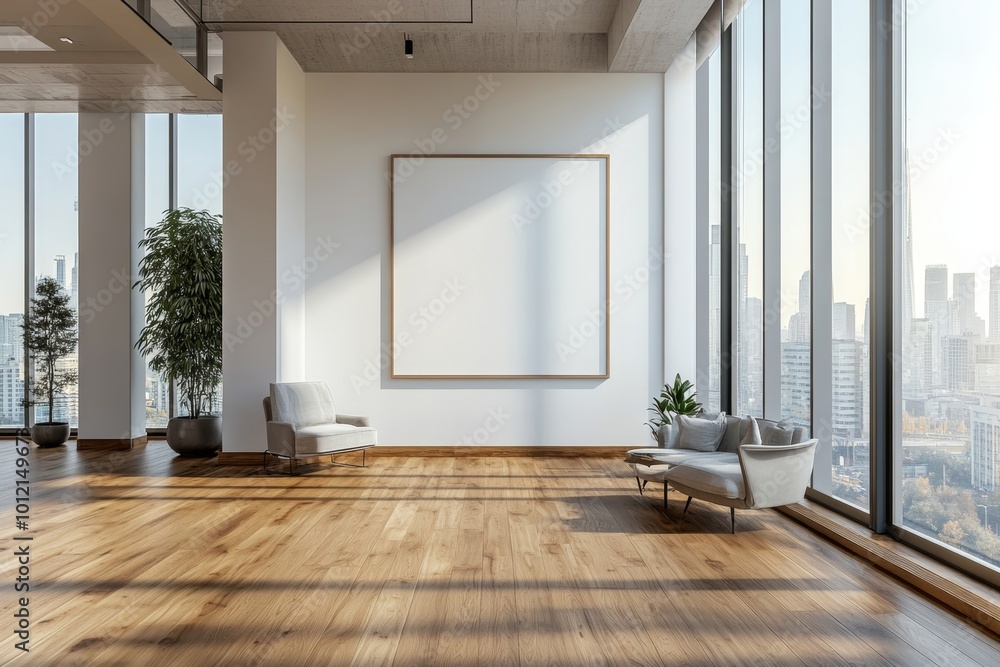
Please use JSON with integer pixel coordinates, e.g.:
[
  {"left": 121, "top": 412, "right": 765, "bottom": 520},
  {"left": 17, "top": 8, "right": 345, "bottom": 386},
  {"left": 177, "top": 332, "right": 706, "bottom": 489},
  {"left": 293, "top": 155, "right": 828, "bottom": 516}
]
[
  {"left": 32, "top": 422, "right": 70, "bottom": 447},
  {"left": 166, "top": 415, "right": 222, "bottom": 456}
]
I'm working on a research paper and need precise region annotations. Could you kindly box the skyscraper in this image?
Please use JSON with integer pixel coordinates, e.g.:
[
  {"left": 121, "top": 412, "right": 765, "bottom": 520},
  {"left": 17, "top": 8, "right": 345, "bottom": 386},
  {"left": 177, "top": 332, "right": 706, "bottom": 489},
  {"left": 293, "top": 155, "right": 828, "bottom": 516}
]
[
  {"left": 788, "top": 271, "right": 811, "bottom": 343},
  {"left": 902, "top": 151, "right": 915, "bottom": 331},
  {"left": 901, "top": 152, "right": 916, "bottom": 396},
  {"left": 990, "top": 266, "right": 1000, "bottom": 343},
  {"left": 925, "top": 264, "right": 957, "bottom": 389},
  {"left": 953, "top": 272, "right": 985, "bottom": 338},
  {"left": 925, "top": 264, "right": 948, "bottom": 306},
  {"left": 71, "top": 251, "right": 79, "bottom": 313},
  {"left": 55, "top": 254, "right": 66, "bottom": 289},
  {"left": 832, "top": 302, "right": 856, "bottom": 342}
]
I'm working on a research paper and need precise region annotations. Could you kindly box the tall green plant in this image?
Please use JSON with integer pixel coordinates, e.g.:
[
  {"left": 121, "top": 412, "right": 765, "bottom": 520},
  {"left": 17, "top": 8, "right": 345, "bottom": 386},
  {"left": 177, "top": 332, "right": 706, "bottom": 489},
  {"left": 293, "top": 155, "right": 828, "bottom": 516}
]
[
  {"left": 21, "top": 277, "right": 78, "bottom": 423},
  {"left": 645, "top": 373, "right": 703, "bottom": 438},
  {"left": 135, "top": 208, "right": 223, "bottom": 419}
]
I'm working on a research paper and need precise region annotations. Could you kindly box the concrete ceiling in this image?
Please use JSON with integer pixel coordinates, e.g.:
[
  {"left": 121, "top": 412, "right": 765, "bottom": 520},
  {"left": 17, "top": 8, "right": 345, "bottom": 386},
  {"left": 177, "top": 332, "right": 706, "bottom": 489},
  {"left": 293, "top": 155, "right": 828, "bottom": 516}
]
[
  {"left": 203, "top": 0, "right": 713, "bottom": 73},
  {"left": 0, "top": 0, "right": 713, "bottom": 112},
  {"left": 0, "top": 0, "right": 221, "bottom": 112}
]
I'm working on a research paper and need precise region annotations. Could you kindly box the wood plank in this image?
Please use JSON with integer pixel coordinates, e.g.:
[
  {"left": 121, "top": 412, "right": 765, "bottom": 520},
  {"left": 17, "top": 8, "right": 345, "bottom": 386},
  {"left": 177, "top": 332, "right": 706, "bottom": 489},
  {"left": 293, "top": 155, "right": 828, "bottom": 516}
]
[{"left": 0, "top": 444, "right": 996, "bottom": 666}]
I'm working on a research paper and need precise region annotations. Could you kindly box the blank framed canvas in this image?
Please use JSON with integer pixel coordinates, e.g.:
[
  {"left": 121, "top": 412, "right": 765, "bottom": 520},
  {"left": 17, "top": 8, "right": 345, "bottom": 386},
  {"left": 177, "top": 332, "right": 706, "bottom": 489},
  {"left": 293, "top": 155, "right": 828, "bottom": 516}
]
[{"left": 390, "top": 154, "right": 609, "bottom": 379}]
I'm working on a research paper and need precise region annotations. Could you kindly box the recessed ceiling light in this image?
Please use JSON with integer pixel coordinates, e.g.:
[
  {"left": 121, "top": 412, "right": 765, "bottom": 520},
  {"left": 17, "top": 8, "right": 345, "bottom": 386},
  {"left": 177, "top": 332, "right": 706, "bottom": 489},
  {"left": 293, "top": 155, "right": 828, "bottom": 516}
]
[{"left": 59, "top": 37, "right": 74, "bottom": 44}]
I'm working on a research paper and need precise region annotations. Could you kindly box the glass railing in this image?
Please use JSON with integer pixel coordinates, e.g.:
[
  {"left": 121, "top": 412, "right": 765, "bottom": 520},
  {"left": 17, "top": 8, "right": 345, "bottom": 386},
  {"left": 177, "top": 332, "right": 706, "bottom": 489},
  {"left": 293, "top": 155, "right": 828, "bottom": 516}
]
[{"left": 121, "top": 0, "right": 221, "bottom": 87}]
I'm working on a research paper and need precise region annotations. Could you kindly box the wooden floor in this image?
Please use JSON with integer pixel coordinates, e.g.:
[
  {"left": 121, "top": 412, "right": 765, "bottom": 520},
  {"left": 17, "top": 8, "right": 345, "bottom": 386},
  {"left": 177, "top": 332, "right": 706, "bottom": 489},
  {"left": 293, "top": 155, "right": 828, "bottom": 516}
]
[{"left": 2, "top": 443, "right": 999, "bottom": 667}]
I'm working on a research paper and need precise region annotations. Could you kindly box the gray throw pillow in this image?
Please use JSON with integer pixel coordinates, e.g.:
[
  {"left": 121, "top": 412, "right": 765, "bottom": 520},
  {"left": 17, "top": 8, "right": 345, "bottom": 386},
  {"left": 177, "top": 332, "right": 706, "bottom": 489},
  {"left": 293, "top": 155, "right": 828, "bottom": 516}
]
[
  {"left": 740, "top": 415, "right": 762, "bottom": 446},
  {"left": 760, "top": 420, "right": 795, "bottom": 445},
  {"left": 675, "top": 412, "right": 727, "bottom": 452}
]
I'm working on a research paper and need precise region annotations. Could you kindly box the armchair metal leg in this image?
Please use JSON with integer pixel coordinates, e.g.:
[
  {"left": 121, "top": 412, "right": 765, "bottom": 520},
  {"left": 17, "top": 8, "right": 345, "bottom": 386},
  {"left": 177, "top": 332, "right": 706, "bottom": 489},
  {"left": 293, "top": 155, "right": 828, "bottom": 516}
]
[
  {"left": 731, "top": 507, "right": 736, "bottom": 534},
  {"left": 663, "top": 486, "right": 668, "bottom": 508},
  {"left": 682, "top": 496, "right": 693, "bottom": 516},
  {"left": 636, "top": 476, "right": 643, "bottom": 495}
]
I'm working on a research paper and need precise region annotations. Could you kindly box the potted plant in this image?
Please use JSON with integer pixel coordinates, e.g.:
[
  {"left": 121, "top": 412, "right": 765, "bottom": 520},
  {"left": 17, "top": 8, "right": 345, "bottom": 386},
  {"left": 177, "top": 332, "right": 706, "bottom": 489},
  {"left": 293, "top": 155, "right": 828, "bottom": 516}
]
[
  {"left": 645, "top": 373, "right": 703, "bottom": 446},
  {"left": 21, "top": 277, "right": 78, "bottom": 447},
  {"left": 135, "top": 208, "right": 223, "bottom": 456}
]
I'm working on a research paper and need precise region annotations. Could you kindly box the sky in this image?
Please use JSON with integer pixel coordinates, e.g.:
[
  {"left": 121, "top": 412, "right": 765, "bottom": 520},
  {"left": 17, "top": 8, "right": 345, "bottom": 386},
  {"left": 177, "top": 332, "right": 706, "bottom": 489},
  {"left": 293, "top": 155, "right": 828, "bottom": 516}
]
[
  {"left": 734, "top": 0, "right": 1000, "bottom": 330},
  {"left": 0, "top": 0, "right": 995, "bottom": 327},
  {"left": 0, "top": 113, "right": 221, "bottom": 316}
]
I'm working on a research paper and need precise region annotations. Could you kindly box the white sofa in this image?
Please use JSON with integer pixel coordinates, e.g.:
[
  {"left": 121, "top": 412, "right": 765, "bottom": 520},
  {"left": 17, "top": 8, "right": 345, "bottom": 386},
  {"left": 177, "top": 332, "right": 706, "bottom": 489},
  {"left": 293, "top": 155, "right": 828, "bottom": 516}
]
[
  {"left": 262, "top": 382, "right": 377, "bottom": 474},
  {"left": 626, "top": 415, "right": 817, "bottom": 532}
]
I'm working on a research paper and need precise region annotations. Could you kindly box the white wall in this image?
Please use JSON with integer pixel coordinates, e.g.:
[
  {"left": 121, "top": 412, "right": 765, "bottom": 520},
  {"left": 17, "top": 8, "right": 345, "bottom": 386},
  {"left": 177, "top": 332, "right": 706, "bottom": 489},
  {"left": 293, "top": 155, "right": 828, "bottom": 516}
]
[
  {"left": 304, "top": 73, "right": 664, "bottom": 447},
  {"left": 663, "top": 36, "right": 699, "bottom": 385}
]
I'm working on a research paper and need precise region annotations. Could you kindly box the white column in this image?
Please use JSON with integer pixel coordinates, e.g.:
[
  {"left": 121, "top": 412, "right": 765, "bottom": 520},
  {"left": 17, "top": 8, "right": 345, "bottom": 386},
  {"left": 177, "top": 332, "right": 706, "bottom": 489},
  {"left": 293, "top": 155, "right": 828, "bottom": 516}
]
[
  {"left": 77, "top": 113, "right": 146, "bottom": 448},
  {"left": 222, "top": 32, "right": 306, "bottom": 454},
  {"left": 664, "top": 35, "right": 698, "bottom": 387}
]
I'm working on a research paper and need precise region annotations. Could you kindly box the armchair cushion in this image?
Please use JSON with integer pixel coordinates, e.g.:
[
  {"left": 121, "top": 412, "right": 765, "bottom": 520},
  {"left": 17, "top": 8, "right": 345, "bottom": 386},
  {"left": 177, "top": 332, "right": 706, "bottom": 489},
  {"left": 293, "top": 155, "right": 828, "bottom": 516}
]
[
  {"left": 270, "top": 382, "right": 338, "bottom": 429},
  {"left": 295, "top": 423, "right": 378, "bottom": 455}
]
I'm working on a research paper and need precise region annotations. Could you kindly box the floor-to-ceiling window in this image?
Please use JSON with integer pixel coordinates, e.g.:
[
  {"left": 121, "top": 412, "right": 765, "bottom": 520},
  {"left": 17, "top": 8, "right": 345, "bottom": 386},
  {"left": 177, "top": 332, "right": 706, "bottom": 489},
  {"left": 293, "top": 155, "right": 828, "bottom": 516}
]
[
  {"left": 144, "top": 114, "right": 171, "bottom": 429},
  {"left": 0, "top": 115, "right": 25, "bottom": 428},
  {"left": 0, "top": 112, "right": 221, "bottom": 435},
  {"left": 828, "top": 0, "right": 872, "bottom": 510},
  {"left": 177, "top": 114, "right": 223, "bottom": 214},
  {"left": 734, "top": 0, "right": 764, "bottom": 418},
  {"left": 176, "top": 114, "right": 223, "bottom": 416},
  {"left": 779, "top": 0, "right": 811, "bottom": 429},
  {"left": 699, "top": 0, "right": 999, "bottom": 583},
  {"left": 897, "top": 0, "right": 1000, "bottom": 570},
  {"left": 704, "top": 40, "right": 723, "bottom": 414},
  {"left": 33, "top": 114, "right": 79, "bottom": 428}
]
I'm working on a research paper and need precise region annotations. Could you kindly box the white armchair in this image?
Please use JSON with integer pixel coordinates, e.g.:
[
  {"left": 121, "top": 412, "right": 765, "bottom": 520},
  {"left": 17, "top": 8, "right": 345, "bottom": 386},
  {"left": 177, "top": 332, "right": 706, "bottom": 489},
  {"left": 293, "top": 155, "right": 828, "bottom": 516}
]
[
  {"left": 663, "top": 439, "right": 818, "bottom": 533},
  {"left": 262, "top": 382, "right": 377, "bottom": 474}
]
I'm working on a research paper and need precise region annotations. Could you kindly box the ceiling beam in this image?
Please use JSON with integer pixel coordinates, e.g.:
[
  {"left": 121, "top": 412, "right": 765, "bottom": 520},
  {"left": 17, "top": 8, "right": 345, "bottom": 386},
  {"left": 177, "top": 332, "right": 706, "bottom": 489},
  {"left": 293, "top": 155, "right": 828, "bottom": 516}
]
[{"left": 607, "top": 0, "right": 714, "bottom": 73}]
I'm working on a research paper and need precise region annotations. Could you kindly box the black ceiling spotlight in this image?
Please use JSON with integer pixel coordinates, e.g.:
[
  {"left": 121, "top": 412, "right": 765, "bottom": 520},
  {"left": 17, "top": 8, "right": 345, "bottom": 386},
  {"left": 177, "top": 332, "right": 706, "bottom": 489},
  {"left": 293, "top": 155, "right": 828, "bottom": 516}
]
[{"left": 404, "top": 33, "right": 414, "bottom": 59}]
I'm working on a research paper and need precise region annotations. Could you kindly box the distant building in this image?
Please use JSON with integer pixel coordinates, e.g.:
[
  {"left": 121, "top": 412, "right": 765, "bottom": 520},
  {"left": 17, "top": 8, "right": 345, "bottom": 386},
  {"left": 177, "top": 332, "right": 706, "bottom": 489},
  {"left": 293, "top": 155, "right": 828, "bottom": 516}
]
[
  {"left": 976, "top": 344, "right": 1000, "bottom": 397},
  {"left": 909, "top": 318, "right": 934, "bottom": 395},
  {"left": 55, "top": 254, "right": 66, "bottom": 290},
  {"left": 953, "top": 272, "right": 985, "bottom": 338},
  {"left": 71, "top": 251, "right": 79, "bottom": 313},
  {"left": 833, "top": 302, "right": 856, "bottom": 342},
  {"left": 0, "top": 361, "right": 24, "bottom": 427},
  {"left": 971, "top": 400, "right": 1000, "bottom": 491},
  {"left": 788, "top": 271, "right": 811, "bottom": 344},
  {"left": 943, "top": 335, "right": 975, "bottom": 392},
  {"left": 780, "top": 342, "right": 810, "bottom": 428},
  {"left": 991, "top": 266, "right": 1000, "bottom": 343},
  {"left": 832, "top": 341, "right": 864, "bottom": 439},
  {"left": 925, "top": 264, "right": 948, "bottom": 304}
]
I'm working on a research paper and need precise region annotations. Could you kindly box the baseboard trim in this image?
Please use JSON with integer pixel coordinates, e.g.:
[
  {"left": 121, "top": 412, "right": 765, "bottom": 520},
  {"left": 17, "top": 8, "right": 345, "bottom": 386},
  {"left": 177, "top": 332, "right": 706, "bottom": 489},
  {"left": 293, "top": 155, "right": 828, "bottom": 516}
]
[
  {"left": 779, "top": 502, "right": 1000, "bottom": 638},
  {"left": 217, "top": 446, "right": 629, "bottom": 465},
  {"left": 77, "top": 436, "right": 148, "bottom": 451},
  {"left": 371, "top": 446, "right": 630, "bottom": 458}
]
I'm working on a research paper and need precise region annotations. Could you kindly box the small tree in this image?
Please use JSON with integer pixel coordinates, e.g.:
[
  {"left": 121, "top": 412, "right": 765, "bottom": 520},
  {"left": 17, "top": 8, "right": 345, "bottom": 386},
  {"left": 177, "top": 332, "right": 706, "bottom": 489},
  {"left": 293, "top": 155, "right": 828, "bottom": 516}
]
[
  {"left": 21, "top": 277, "right": 78, "bottom": 423},
  {"left": 135, "top": 208, "right": 223, "bottom": 419}
]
